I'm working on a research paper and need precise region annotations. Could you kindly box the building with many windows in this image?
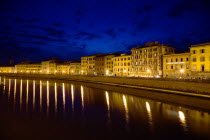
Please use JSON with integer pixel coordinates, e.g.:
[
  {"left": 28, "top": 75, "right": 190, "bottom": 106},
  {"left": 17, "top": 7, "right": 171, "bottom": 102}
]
[
  {"left": 163, "top": 53, "right": 190, "bottom": 78},
  {"left": 113, "top": 54, "right": 131, "bottom": 76},
  {"left": 130, "top": 41, "right": 175, "bottom": 77},
  {"left": 69, "top": 61, "right": 81, "bottom": 75},
  {"left": 190, "top": 43, "right": 210, "bottom": 78},
  {"left": 81, "top": 54, "right": 104, "bottom": 75},
  {"left": 95, "top": 53, "right": 119, "bottom": 76}
]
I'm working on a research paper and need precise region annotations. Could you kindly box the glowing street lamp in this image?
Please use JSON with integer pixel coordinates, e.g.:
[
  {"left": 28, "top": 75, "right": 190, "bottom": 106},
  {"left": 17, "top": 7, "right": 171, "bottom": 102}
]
[
  {"left": 147, "top": 69, "right": 151, "bottom": 77},
  {"left": 106, "top": 70, "right": 109, "bottom": 75},
  {"left": 81, "top": 70, "right": 84, "bottom": 75},
  {"left": 180, "top": 69, "right": 185, "bottom": 78}
]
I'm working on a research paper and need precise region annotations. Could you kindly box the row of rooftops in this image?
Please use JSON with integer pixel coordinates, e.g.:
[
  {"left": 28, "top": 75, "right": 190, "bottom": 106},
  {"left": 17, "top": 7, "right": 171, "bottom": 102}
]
[{"left": 1, "top": 41, "right": 209, "bottom": 67}]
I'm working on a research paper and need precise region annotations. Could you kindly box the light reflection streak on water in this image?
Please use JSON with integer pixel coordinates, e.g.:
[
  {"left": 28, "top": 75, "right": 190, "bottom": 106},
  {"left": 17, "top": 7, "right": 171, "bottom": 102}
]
[
  {"left": 81, "top": 85, "right": 84, "bottom": 110},
  {"left": 146, "top": 102, "right": 153, "bottom": 131},
  {"left": 123, "top": 95, "right": 129, "bottom": 125},
  {"left": 8, "top": 79, "right": 11, "bottom": 99},
  {"left": 40, "top": 81, "right": 42, "bottom": 112},
  {"left": 33, "top": 80, "right": 35, "bottom": 110},
  {"left": 105, "top": 91, "right": 110, "bottom": 123},
  {"left": 178, "top": 111, "right": 188, "bottom": 132},
  {"left": 54, "top": 82, "right": 57, "bottom": 113},
  {"left": 62, "top": 83, "right": 65, "bottom": 112},
  {"left": 3, "top": 78, "right": 6, "bottom": 94},
  {"left": 14, "top": 79, "right": 16, "bottom": 108},
  {"left": 26, "top": 80, "right": 29, "bottom": 111},
  {"left": 20, "top": 79, "right": 23, "bottom": 110},
  {"left": 71, "top": 84, "right": 74, "bottom": 111},
  {"left": 47, "top": 81, "right": 49, "bottom": 116}
]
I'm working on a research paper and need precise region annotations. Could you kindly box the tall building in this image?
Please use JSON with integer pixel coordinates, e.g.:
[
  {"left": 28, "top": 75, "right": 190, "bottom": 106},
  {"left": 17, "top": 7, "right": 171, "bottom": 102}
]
[
  {"left": 190, "top": 43, "right": 210, "bottom": 78},
  {"left": 15, "top": 61, "right": 31, "bottom": 73},
  {"left": 41, "top": 59, "right": 58, "bottom": 74},
  {"left": 81, "top": 54, "right": 103, "bottom": 75},
  {"left": 56, "top": 61, "right": 71, "bottom": 74},
  {"left": 26, "top": 63, "right": 41, "bottom": 73},
  {"left": 113, "top": 54, "right": 131, "bottom": 76},
  {"left": 163, "top": 53, "right": 190, "bottom": 78},
  {"left": 69, "top": 61, "right": 81, "bottom": 75},
  {"left": 130, "top": 41, "right": 175, "bottom": 77}
]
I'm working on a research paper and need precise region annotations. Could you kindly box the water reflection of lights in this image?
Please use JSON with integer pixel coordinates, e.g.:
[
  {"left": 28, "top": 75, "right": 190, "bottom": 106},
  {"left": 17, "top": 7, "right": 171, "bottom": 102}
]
[
  {"left": 146, "top": 102, "right": 153, "bottom": 131},
  {"left": 71, "top": 84, "right": 74, "bottom": 111},
  {"left": 47, "top": 81, "right": 49, "bottom": 115},
  {"left": 105, "top": 91, "right": 110, "bottom": 123},
  {"left": 14, "top": 79, "right": 16, "bottom": 105},
  {"left": 20, "top": 79, "right": 23, "bottom": 110},
  {"left": 40, "top": 81, "right": 42, "bottom": 112},
  {"left": 146, "top": 102, "right": 151, "bottom": 112},
  {"left": 33, "top": 80, "right": 35, "bottom": 110},
  {"left": 26, "top": 80, "right": 29, "bottom": 111},
  {"left": 62, "top": 83, "right": 66, "bottom": 111},
  {"left": 123, "top": 95, "right": 129, "bottom": 125},
  {"left": 54, "top": 82, "right": 57, "bottom": 113},
  {"left": 81, "top": 85, "right": 84, "bottom": 110},
  {"left": 3, "top": 78, "right": 6, "bottom": 94},
  {"left": 178, "top": 111, "right": 188, "bottom": 131},
  {"left": 8, "top": 79, "right": 11, "bottom": 98}
]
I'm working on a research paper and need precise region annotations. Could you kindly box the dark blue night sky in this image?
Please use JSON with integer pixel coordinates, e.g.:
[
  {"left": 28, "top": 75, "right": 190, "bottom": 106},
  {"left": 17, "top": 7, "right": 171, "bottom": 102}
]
[{"left": 0, "top": 0, "right": 210, "bottom": 65}]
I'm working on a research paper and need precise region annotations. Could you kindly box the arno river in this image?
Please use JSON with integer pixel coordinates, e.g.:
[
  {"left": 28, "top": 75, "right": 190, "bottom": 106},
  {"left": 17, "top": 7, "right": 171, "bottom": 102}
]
[{"left": 0, "top": 76, "right": 210, "bottom": 140}]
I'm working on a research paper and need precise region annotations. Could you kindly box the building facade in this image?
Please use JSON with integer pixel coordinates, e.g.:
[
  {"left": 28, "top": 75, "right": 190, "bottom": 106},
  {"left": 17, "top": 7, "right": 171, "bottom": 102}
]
[
  {"left": 163, "top": 53, "right": 190, "bottom": 78},
  {"left": 69, "top": 61, "right": 81, "bottom": 75},
  {"left": 81, "top": 54, "right": 103, "bottom": 75},
  {"left": 130, "top": 41, "right": 175, "bottom": 77},
  {"left": 190, "top": 43, "right": 210, "bottom": 78},
  {"left": 113, "top": 54, "right": 131, "bottom": 76}
]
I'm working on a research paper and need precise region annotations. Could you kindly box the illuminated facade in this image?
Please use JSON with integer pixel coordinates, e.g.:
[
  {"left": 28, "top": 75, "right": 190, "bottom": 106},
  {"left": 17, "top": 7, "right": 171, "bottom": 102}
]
[
  {"left": 41, "top": 59, "right": 57, "bottom": 74},
  {"left": 190, "top": 43, "right": 210, "bottom": 78},
  {"left": 57, "top": 61, "right": 71, "bottom": 74},
  {"left": 130, "top": 41, "right": 175, "bottom": 77},
  {"left": 0, "top": 66, "right": 15, "bottom": 73},
  {"left": 81, "top": 54, "right": 103, "bottom": 75},
  {"left": 69, "top": 62, "right": 81, "bottom": 75},
  {"left": 163, "top": 53, "right": 190, "bottom": 78},
  {"left": 113, "top": 54, "right": 131, "bottom": 76},
  {"left": 26, "top": 63, "right": 41, "bottom": 73},
  {"left": 15, "top": 61, "right": 31, "bottom": 73}
]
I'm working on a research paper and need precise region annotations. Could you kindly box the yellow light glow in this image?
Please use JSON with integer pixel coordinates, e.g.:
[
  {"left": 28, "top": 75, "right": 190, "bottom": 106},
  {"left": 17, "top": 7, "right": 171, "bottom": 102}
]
[
  {"left": 62, "top": 83, "right": 65, "bottom": 111},
  {"left": 147, "top": 69, "right": 151, "bottom": 73},
  {"left": 180, "top": 69, "right": 185, "bottom": 73},
  {"left": 146, "top": 102, "right": 151, "bottom": 112},
  {"left": 178, "top": 111, "right": 185, "bottom": 121},
  {"left": 54, "top": 82, "right": 57, "bottom": 113},
  {"left": 123, "top": 70, "right": 126, "bottom": 73}
]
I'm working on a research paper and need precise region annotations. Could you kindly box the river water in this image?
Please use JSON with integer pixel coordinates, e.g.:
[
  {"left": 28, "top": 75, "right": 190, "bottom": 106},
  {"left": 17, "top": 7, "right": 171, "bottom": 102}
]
[{"left": 0, "top": 76, "right": 210, "bottom": 140}]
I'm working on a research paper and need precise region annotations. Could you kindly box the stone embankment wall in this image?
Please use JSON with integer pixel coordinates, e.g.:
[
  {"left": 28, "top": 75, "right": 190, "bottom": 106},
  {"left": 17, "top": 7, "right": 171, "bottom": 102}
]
[{"left": 0, "top": 73, "right": 210, "bottom": 95}]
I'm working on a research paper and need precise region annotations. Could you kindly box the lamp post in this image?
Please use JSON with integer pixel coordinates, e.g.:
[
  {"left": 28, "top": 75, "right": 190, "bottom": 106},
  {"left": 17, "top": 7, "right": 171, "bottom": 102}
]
[
  {"left": 180, "top": 69, "right": 185, "bottom": 78},
  {"left": 106, "top": 70, "right": 109, "bottom": 76},
  {"left": 147, "top": 69, "right": 151, "bottom": 77},
  {"left": 123, "top": 70, "right": 127, "bottom": 77}
]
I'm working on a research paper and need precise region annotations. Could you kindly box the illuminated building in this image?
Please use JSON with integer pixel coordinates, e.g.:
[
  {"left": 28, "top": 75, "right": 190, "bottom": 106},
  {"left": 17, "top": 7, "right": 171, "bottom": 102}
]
[
  {"left": 130, "top": 41, "right": 175, "bottom": 77},
  {"left": 15, "top": 61, "right": 31, "bottom": 73},
  {"left": 41, "top": 59, "right": 58, "bottom": 74},
  {"left": 113, "top": 54, "right": 131, "bottom": 76},
  {"left": 163, "top": 53, "right": 190, "bottom": 78},
  {"left": 0, "top": 66, "right": 15, "bottom": 73},
  {"left": 81, "top": 54, "right": 104, "bottom": 75},
  {"left": 190, "top": 43, "right": 210, "bottom": 78},
  {"left": 26, "top": 63, "right": 41, "bottom": 73},
  {"left": 69, "top": 61, "right": 81, "bottom": 75},
  {"left": 95, "top": 53, "right": 120, "bottom": 76},
  {"left": 56, "top": 61, "right": 71, "bottom": 74}
]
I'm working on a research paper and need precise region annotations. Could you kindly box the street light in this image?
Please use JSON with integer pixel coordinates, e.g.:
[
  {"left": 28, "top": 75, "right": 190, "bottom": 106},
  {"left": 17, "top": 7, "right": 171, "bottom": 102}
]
[
  {"left": 180, "top": 69, "right": 185, "bottom": 78},
  {"left": 123, "top": 70, "right": 126, "bottom": 76},
  {"left": 147, "top": 69, "right": 151, "bottom": 77},
  {"left": 106, "top": 70, "right": 109, "bottom": 76}
]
